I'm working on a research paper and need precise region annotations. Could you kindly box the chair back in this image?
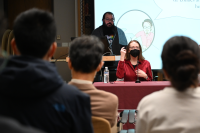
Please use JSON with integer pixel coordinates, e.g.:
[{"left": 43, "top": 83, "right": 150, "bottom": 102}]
[{"left": 92, "top": 116, "right": 111, "bottom": 133}]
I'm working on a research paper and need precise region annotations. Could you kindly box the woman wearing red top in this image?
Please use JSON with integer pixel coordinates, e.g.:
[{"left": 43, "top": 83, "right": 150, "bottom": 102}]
[{"left": 116, "top": 40, "right": 152, "bottom": 81}]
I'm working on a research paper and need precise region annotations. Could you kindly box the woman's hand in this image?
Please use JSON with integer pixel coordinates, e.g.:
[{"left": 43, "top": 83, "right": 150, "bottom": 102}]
[
  {"left": 120, "top": 47, "right": 126, "bottom": 61},
  {"left": 135, "top": 69, "right": 148, "bottom": 79}
]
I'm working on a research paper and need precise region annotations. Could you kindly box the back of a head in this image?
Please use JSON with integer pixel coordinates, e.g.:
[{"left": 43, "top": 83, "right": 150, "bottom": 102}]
[
  {"left": 161, "top": 36, "right": 200, "bottom": 91},
  {"left": 69, "top": 35, "right": 104, "bottom": 73},
  {"left": 13, "top": 8, "right": 56, "bottom": 58}
]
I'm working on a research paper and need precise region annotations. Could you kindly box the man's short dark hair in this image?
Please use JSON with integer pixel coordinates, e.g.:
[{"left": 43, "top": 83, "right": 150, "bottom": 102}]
[
  {"left": 102, "top": 12, "right": 115, "bottom": 21},
  {"left": 69, "top": 35, "right": 104, "bottom": 73},
  {"left": 13, "top": 8, "right": 56, "bottom": 58},
  {"left": 142, "top": 19, "right": 153, "bottom": 27}
]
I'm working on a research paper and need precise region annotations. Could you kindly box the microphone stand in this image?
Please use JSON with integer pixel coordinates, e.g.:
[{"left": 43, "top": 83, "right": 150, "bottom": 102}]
[
  {"left": 135, "top": 60, "right": 141, "bottom": 83},
  {"left": 108, "top": 46, "right": 114, "bottom": 56}
]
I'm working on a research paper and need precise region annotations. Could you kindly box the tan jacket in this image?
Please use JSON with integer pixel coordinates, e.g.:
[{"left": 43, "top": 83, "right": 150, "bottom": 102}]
[{"left": 68, "top": 82, "right": 118, "bottom": 127}]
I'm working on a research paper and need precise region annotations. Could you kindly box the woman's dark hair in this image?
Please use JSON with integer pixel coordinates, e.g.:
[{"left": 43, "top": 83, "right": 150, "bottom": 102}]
[
  {"left": 162, "top": 36, "right": 200, "bottom": 92},
  {"left": 125, "top": 40, "right": 145, "bottom": 61}
]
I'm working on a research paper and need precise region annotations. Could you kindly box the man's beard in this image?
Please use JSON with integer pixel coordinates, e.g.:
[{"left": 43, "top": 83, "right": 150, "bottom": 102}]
[{"left": 102, "top": 22, "right": 116, "bottom": 36}]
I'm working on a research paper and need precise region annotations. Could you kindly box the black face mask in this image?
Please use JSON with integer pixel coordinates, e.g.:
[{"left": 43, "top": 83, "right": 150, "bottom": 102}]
[{"left": 130, "top": 49, "right": 140, "bottom": 57}]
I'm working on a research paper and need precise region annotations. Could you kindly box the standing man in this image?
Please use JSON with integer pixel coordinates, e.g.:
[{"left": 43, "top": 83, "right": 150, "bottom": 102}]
[
  {"left": 92, "top": 12, "right": 127, "bottom": 82},
  {"left": 0, "top": 8, "right": 93, "bottom": 133},
  {"left": 92, "top": 12, "right": 127, "bottom": 55}
]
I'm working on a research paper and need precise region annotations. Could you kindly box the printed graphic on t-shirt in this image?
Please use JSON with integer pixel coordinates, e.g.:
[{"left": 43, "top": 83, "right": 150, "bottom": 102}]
[{"left": 106, "top": 35, "right": 114, "bottom": 46}]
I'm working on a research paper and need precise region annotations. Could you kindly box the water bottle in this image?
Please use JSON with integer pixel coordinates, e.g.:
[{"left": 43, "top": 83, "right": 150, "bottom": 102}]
[{"left": 104, "top": 67, "right": 109, "bottom": 83}]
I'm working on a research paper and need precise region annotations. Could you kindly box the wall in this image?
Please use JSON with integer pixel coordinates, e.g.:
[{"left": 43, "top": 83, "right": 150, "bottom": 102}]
[
  {"left": 53, "top": 0, "right": 77, "bottom": 81},
  {"left": 54, "top": 0, "right": 76, "bottom": 47},
  {"left": 0, "top": 0, "right": 76, "bottom": 46},
  {"left": 0, "top": 0, "right": 3, "bottom": 13}
]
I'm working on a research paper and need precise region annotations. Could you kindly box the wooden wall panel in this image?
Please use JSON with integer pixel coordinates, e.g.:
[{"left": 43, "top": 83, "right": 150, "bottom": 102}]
[
  {"left": 77, "top": 0, "right": 94, "bottom": 36},
  {"left": 77, "top": 0, "right": 81, "bottom": 36}
]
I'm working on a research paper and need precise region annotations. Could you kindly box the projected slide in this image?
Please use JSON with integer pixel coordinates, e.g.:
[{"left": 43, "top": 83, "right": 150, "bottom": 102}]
[
  {"left": 117, "top": 10, "right": 155, "bottom": 52},
  {"left": 94, "top": 0, "right": 200, "bottom": 69}
]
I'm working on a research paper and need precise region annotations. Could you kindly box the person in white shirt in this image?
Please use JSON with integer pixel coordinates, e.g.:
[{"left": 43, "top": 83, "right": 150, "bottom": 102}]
[{"left": 136, "top": 36, "right": 200, "bottom": 133}]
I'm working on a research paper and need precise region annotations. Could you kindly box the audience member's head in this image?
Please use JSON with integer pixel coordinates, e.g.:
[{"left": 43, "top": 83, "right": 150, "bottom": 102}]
[
  {"left": 69, "top": 35, "right": 104, "bottom": 74},
  {"left": 12, "top": 8, "right": 57, "bottom": 59},
  {"left": 161, "top": 36, "right": 200, "bottom": 91}
]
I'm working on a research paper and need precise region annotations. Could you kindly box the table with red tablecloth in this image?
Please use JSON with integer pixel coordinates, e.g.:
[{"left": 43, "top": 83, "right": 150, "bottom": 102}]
[
  {"left": 94, "top": 81, "right": 171, "bottom": 109},
  {"left": 94, "top": 81, "right": 171, "bottom": 130}
]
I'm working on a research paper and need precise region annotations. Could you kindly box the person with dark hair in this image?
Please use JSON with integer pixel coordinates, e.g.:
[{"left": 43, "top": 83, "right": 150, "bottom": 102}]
[
  {"left": 136, "top": 36, "right": 200, "bottom": 133},
  {"left": 0, "top": 8, "right": 93, "bottom": 133},
  {"left": 92, "top": 12, "right": 128, "bottom": 82},
  {"left": 68, "top": 35, "right": 118, "bottom": 127},
  {"left": 116, "top": 40, "right": 152, "bottom": 81},
  {"left": 0, "top": 13, "right": 46, "bottom": 133},
  {"left": 92, "top": 11, "right": 127, "bottom": 55}
]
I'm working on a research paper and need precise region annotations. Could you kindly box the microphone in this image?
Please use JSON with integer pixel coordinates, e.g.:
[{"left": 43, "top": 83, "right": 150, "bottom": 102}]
[
  {"left": 108, "top": 46, "right": 114, "bottom": 55},
  {"left": 135, "top": 60, "right": 141, "bottom": 83}
]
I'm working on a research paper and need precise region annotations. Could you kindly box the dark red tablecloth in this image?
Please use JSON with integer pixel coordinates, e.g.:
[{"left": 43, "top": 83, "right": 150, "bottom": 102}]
[
  {"left": 94, "top": 81, "right": 171, "bottom": 109},
  {"left": 94, "top": 81, "right": 171, "bottom": 130}
]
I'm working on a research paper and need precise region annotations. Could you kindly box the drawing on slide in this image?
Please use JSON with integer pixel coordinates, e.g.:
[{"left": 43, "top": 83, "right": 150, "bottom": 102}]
[{"left": 117, "top": 10, "right": 155, "bottom": 52}]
